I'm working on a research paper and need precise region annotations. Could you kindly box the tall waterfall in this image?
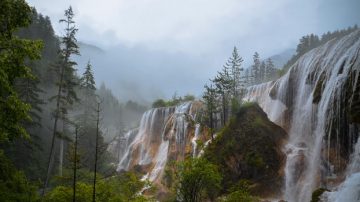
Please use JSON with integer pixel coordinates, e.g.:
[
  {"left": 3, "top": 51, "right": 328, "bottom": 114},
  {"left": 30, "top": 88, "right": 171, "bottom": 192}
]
[
  {"left": 243, "top": 30, "right": 360, "bottom": 201},
  {"left": 110, "top": 101, "right": 201, "bottom": 182}
]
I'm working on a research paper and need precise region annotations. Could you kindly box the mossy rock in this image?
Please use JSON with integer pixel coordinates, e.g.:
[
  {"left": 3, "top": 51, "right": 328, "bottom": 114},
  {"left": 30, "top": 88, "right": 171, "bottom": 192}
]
[
  {"left": 313, "top": 71, "right": 326, "bottom": 104},
  {"left": 203, "top": 103, "right": 287, "bottom": 198},
  {"left": 310, "top": 188, "right": 329, "bottom": 202}
]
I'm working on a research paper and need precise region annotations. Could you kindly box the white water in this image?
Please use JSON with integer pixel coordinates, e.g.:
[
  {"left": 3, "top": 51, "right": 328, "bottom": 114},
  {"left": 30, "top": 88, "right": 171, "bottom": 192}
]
[
  {"left": 243, "top": 30, "right": 360, "bottom": 201},
  {"left": 112, "top": 101, "right": 199, "bottom": 182},
  {"left": 191, "top": 124, "right": 200, "bottom": 157},
  {"left": 323, "top": 136, "right": 360, "bottom": 202}
]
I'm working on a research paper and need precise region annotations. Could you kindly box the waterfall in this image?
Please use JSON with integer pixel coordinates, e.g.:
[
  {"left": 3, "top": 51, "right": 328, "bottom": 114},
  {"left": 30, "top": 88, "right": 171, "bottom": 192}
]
[
  {"left": 111, "top": 101, "right": 200, "bottom": 182},
  {"left": 191, "top": 124, "right": 200, "bottom": 157},
  {"left": 243, "top": 30, "right": 360, "bottom": 201},
  {"left": 323, "top": 136, "right": 360, "bottom": 202}
]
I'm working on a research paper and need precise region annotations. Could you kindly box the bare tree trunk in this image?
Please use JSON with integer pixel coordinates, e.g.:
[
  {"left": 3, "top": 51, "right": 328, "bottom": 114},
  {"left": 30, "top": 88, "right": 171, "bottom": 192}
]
[
  {"left": 42, "top": 60, "right": 65, "bottom": 198},
  {"left": 73, "top": 126, "right": 78, "bottom": 202},
  {"left": 92, "top": 102, "right": 100, "bottom": 202},
  {"left": 59, "top": 120, "right": 65, "bottom": 176}
]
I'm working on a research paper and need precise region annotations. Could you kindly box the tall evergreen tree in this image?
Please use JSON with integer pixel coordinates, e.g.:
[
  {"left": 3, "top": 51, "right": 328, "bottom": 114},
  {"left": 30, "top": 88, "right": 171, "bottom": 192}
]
[
  {"left": 251, "top": 52, "right": 261, "bottom": 84},
  {"left": 225, "top": 46, "right": 244, "bottom": 99},
  {"left": 259, "top": 61, "right": 266, "bottom": 83},
  {"left": 203, "top": 84, "right": 218, "bottom": 139},
  {"left": 80, "top": 61, "right": 96, "bottom": 92},
  {"left": 265, "top": 58, "right": 276, "bottom": 81},
  {"left": 0, "top": 0, "right": 42, "bottom": 200},
  {"left": 44, "top": 6, "right": 80, "bottom": 194},
  {"left": 212, "top": 66, "right": 232, "bottom": 126}
]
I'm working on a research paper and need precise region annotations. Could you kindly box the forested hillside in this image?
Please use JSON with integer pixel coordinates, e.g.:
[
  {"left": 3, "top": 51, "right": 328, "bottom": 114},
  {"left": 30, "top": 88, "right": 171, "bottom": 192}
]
[{"left": 1, "top": 0, "right": 359, "bottom": 202}]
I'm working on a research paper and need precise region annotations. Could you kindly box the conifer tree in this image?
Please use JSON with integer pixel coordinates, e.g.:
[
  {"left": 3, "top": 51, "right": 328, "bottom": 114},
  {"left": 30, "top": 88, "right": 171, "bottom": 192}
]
[
  {"left": 203, "top": 84, "right": 218, "bottom": 139},
  {"left": 0, "top": 0, "right": 42, "bottom": 199},
  {"left": 225, "top": 46, "right": 244, "bottom": 99},
  {"left": 81, "top": 61, "right": 96, "bottom": 92},
  {"left": 0, "top": 0, "right": 43, "bottom": 142},
  {"left": 259, "top": 61, "right": 266, "bottom": 83},
  {"left": 44, "top": 6, "right": 80, "bottom": 194},
  {"left": 265, "top": 58, "right": 276, "bottom": 81},
  {"left": 251, "top": 52, "right": 261, "bottom": 84},
  {"left": 212, "top": 66, "right": 232, "bottom": 126}
]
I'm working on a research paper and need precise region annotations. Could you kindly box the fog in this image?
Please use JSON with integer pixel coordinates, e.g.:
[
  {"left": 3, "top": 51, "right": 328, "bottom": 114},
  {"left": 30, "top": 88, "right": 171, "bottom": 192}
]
[{"left": 27, "top": 0, "right": 360, "bottom": 102}]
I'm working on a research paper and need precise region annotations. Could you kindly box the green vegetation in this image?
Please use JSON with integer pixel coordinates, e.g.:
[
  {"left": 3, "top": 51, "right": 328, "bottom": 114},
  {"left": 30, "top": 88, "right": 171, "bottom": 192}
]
[
  {"left": 282, "top": 25, "right": 358, "bottom": 73},
  {"left": 176, "top": 158, "right": 222, "bottom": 202},
  {"left": 152, "top": 93, "right": 195, "bottom": 108},
  {"left": 203, "top": 103, "right": 287, "bottom": 197},
  {"left": 0, "top": 0, "right": 42, "bottom": 201},
  {"left": 310, "top": 188, "right": 329, "bottom": 202},
  {"left": 44, "top": 172, "right": 149, "bottom": 202},
  {"left": 220, "top": 180, "right": 260, "bottom": 202}
]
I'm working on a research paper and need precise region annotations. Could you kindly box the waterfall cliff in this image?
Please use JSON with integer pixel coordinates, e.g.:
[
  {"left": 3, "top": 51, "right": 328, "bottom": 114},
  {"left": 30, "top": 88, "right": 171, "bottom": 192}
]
[
  {"left": 109, "top": 101, "right": 203, "bottom": 183},
  {"left": 244, "top": 30, "right": 360, "bottom": 201}
]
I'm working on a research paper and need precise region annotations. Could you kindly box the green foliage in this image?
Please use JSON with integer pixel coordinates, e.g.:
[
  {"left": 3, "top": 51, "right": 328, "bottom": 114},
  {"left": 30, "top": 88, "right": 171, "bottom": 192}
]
[
  {"left": 183, "top": 94, "right": 195, "bottom": 101},
  {"left": 282, "top": 25, "right": 358, "bottom": 72},
  {"left": 44, "top": 182, "right": 92, "bottom": 202},
  {"left": 231, "top": 98, "right": 241, "bottom": 114},
  {"left": 176, "top": 158, "right": 222, "bottom": 202},
  {"left": 245, "top": 151, "right": 265, "bottom": 169},
  {"left": 0, "top": 0, "right": 43, "bottom": 142},
  {"left": 45, "top": 171, "right": 149, "bottom": 202},
  {"left": 310, "top": 188, "right": 329, "bottom": 202},
  {"left": 221, "top": 190, "right": 258, "bottom": 202},
  {"left": 240, "top": 102, "right": 256, "bottom": 109},
  {"left": 152, "top": 99, "right": 167, "bottom": 108},
  {"left": 253, "top": 117, "right": 265, "bottom": 127},
  {"left": 0, "top": 151, "right": 39, "bottom": 202},
  {"left": 151, "top": 93, "right": 196, "bottom": 108},
  {"left": 203, "top": 103, "right": 286, "bottom": 195}
]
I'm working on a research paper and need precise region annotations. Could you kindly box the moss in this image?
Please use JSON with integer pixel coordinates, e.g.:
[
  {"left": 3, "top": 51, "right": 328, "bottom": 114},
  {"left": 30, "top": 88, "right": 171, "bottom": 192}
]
[
  {"left": 203, "top": 103, "right": 287, "bottom": 197},
  {"left": 245, "top": 152, "right": 265, "bottom": 169},
  {"left": 311, "top": 188, "right": 329, "bottom": 202},
  {"left": 240, "top": 102, "right": 257, "bottom": 109},
  {"left": 313, "top": 72, "right": 326, "bottom": 104},
  {"left": 253, "top": 117, "right": 265, "bottom": 127}
]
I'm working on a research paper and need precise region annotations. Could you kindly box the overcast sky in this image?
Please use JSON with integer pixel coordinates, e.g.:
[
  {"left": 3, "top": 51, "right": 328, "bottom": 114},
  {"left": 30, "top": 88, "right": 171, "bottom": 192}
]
[{"left": 26, "top": 0, "right": 360, "bottom": 103}]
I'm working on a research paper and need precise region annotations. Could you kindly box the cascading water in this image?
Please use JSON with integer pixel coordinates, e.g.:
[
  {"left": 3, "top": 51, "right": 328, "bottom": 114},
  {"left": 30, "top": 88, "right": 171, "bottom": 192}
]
[
  {"left": 323, "top": 136, "right": 360, "bottom": 202},
  {"left": 243, "top": 30, "right": 360, "bottom": 201},
  {"left": 110, "top": 101, "right": 201, "bottom": 182},
  {"left": 191, "top": 124, "right": 200, "bottom": 157}
]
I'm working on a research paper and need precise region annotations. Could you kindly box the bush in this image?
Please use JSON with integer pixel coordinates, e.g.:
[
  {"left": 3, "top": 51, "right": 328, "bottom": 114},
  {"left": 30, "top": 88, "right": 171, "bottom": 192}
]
[
  {"left": 152, "top": 99, "right": 167, "bottom": 108},
  {"left": 176, "top": 158, "right": 222, "bottom": 202},
  {"left": 45, "top": 171, "right": 150, "bottom": 202}
]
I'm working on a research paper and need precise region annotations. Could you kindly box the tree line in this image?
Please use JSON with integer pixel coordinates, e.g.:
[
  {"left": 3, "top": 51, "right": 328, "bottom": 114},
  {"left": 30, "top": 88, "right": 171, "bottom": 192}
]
[
  {"left": 201, "top": 47, "right": 278, "bottom": 135},
  {"left": 0, "top": 1, "right": 147, "bottom": 201},
  {"left": 282, "top": 25, "right": 359, "bottom": 72}
]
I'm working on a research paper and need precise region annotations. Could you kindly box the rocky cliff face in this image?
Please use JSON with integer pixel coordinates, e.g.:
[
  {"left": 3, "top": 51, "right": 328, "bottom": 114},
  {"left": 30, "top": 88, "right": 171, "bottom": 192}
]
[
  {"left": 204, "top": 103, "right": 287, "bottom": 198},
  {"left": 244, "top": 30, "right": 360, "bottom": 201},
  {"left": 108, "top": 101, "right": 206, "bottom": 184}
]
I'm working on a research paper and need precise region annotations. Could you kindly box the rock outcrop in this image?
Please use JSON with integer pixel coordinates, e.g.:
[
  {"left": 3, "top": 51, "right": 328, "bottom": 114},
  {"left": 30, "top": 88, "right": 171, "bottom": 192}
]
[{"left": 204, "top": 103, "right": 287, "bottom": 198}]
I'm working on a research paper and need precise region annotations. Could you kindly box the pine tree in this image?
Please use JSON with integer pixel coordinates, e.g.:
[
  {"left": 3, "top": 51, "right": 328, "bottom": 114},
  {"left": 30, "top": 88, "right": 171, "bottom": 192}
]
[
  {"left": 225, "top": 46, "right": 244, "bottom": 99},
  {"left": 79, "top": 61, "right": 97, "bottom": 124},
  {"left": 251, "top": 52, "right": 261, "bottom": 84},
  {"left": 43, "top": 6, "right": 80, "bottom": 194},
  {"left": 265, "top": 58, "right": 276, "bottom": 81},
  {"left": 212, "top": 66, "right": 232, "bottom": 126},
  {"left": 77, "top": 61, "right": 99, "bottom": 171},
  {"left": 259, "top": 61, "right": 266, "bottom": 83},
  {"left": 92, "top": 102, "right": 101, "bottom": 202},
  {"left": 0, "top": 0, "right": 43, "bottom": 142},
  {"left": 203, "top": 84, "right": 218, "bottom": 139},
  {"left": 81, "top": 61, "right": 96, "bottom": 92},
  {"left": 0, "top": 0, "right": 42, "bottom": 199}
]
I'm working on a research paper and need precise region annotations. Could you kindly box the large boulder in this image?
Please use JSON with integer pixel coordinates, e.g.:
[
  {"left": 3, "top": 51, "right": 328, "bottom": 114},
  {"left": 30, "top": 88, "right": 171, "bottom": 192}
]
[{"left": 204, "top": 103, "right": 287, "bottom": 198}]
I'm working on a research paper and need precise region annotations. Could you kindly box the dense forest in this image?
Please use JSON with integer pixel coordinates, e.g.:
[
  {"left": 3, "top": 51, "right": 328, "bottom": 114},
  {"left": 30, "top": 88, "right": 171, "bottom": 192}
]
[{"left": 1, "top": 0, "right": 359, "bottom": 202}]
